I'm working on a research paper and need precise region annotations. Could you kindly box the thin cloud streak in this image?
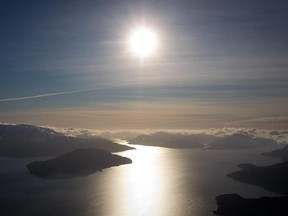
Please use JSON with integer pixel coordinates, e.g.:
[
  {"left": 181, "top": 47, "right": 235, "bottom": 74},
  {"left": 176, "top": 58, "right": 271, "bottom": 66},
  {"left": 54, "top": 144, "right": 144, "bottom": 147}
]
[
  {"left": 0, "top": 84, "right": 137, "bottom": 102},
  {"left": 0, "top": 88, "right": 100, "bottom": 102}
]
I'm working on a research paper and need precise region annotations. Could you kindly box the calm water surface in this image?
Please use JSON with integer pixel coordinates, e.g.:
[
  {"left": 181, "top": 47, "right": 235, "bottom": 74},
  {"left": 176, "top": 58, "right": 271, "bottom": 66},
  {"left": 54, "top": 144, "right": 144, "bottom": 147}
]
[{"left": 0, "top": 142, "right": 281, "bottom": 216}]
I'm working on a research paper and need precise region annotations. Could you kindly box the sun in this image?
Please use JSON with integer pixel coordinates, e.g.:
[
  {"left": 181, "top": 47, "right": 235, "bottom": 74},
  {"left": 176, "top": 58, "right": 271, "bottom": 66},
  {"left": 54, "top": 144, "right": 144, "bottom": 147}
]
[{"left": 129, "top": 27, "right": 157, "bottom": 58}]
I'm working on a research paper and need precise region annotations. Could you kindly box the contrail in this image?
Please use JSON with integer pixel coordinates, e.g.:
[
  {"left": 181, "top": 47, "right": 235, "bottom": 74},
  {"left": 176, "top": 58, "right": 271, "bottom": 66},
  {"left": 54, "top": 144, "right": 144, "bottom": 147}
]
[
  {"left": 0, "top": 53, "right": 140, "bottom": 103},
  {"left": 0, "top": 88, "right": 100, "bottom": 102},
  {"left": 0, "top": 85, "right": 131, "bottom": 102}
]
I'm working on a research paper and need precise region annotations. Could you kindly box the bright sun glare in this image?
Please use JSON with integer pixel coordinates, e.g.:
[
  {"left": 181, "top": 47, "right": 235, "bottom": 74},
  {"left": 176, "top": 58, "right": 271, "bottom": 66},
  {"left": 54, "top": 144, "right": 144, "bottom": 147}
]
[{"left": 129, "top": 27, "right": 157, "bottom": 58}]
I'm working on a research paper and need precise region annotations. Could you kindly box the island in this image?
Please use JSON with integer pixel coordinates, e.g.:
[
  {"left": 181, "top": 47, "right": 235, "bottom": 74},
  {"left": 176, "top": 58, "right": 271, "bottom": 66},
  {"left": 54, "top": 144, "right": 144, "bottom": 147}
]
[
  {"left": 213, "top": 193, "right": 288, "bottom": 216},
  {"left": 26, "top": 148, "right": 132, "bottom": 179}
]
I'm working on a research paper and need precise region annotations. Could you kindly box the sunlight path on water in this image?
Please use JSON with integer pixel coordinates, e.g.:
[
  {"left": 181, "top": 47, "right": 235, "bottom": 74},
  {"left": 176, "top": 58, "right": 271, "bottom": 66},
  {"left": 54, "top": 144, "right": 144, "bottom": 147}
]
[{"left": 99, "top": 140, "right": 191, "bottom": 216}]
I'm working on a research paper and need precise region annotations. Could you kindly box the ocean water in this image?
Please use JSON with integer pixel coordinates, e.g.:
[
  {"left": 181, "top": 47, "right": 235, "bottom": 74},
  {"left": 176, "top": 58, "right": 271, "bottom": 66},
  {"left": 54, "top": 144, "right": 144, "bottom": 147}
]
[{"left": 0, "top": 142, "right": 281, "bottom": 216}]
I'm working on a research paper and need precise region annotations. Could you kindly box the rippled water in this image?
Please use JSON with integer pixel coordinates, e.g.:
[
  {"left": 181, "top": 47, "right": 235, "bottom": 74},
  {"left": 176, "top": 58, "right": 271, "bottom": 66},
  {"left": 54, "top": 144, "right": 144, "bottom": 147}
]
[{"left": 0, "top": 142, "right": 280, "bottom": 216}]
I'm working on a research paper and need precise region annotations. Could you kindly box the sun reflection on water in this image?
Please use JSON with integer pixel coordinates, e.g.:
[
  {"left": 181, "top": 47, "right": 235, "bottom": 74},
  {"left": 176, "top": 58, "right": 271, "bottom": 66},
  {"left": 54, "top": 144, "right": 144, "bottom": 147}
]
[
  {"left": 107, "top": 141, "right": 163, "bottom": 216},
  {"left": 115, "top": 142, "right": 162, "bottom": 216},
  {"left": 95, "top": 140, "right": 190, "bottom": 216}
]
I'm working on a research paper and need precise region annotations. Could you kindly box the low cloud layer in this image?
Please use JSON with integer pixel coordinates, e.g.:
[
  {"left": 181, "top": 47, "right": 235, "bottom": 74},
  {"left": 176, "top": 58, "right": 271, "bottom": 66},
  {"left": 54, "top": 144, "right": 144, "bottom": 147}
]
[
  {"left": 42, "top": 125, "right": 288, "bottom": 147},
  {"left": 2, "top": 123, "right": 287, "bottom": 149}
]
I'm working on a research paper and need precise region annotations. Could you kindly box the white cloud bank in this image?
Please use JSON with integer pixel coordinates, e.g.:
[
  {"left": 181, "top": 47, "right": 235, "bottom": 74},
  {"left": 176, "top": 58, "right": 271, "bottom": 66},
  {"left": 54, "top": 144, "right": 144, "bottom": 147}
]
[
  {"left": 1, "top": 123, "right": 287, "bottom": 148},
  {"left": 43, "top": 125, "right": 288, "bottom": 146}
]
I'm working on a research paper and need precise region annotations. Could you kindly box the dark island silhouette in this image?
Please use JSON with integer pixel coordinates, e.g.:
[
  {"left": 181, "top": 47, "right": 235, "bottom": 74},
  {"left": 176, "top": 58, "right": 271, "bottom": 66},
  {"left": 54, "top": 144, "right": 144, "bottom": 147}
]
[
  {"left": 0, "top": 124, "right": 134, "bottom": 157},
  {"left": 213, "top": 194, "right": 288, "bottom": 216},
  {"left": 27, "top": 148, "right": 132, "bottom": 179}
]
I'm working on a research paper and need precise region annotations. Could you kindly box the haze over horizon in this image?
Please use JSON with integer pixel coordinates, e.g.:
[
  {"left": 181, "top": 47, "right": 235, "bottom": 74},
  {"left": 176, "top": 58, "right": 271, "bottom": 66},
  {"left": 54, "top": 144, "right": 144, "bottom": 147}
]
[{"left": 1, "top": 0, "right": 288, "bottom": 130}]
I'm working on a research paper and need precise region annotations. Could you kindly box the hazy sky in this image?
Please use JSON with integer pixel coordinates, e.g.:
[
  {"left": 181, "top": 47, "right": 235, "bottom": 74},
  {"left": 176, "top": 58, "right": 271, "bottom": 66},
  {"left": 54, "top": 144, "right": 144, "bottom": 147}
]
[{"left": 1, "top": 0, "right": 288, "bottom": 129}]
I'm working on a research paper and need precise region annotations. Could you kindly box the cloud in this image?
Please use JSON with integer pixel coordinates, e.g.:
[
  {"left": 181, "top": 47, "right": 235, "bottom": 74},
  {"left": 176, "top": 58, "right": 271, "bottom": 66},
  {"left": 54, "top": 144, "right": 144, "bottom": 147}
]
[
  {"left": 270, "top": 130, "right": 280, "bottom": 136},
  {"left": 42, "top": 125, "right": 288, "bottom": 147},
  {"left": 0, "top": 82, "right": 142, "bottom": 102},
  {"left": 2, "top": 121, "right": 288, "bottom": 147},
  {"left": 0, "top": 87, "right": 115, "bottom": 102}
]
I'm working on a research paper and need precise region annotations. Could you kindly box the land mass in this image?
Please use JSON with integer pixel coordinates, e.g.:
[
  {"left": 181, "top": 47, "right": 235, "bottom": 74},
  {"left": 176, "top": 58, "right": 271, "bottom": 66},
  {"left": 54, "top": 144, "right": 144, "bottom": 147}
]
[
  {"left": 27, "top": 148, "right": 132, "bottom": 179},
  {"left": 213, "top": 194, "right": 288, "bottom": 216},
  {"left": 262, "top": 145, "right": 288, "bottom": 161},
  {"left": 227, "top": 161, "right": 288, "bottom": 195},
  {"left": 129, "top": 132, "right": 277, "bottom": 149},
  {"left": 207, "top": 133, "right": 276, "bottom": 149},
  {"left": 129, "top": 132, "right": 215, "bottom": 148},
  {"left": 0, "top": 124, "right": 134, "bottom": 157}
]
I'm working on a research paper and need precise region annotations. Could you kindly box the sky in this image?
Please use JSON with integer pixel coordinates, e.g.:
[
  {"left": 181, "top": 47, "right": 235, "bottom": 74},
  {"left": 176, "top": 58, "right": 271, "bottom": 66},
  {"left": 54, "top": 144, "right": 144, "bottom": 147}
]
[{"left": 0, "top": 0, "right": 288, "bottom": 130}]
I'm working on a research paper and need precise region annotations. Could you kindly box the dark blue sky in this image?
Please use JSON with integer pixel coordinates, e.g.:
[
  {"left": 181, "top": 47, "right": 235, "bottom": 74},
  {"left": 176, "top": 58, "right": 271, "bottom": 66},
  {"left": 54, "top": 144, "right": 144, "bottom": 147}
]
[{"left": 1, "top": 0, "right": 288, "bottom": 129}]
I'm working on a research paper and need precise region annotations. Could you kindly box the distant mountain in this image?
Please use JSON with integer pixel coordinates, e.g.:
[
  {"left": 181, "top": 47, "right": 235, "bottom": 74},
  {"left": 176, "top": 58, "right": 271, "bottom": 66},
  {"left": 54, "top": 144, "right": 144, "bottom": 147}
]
[
  {"left": 128, "top": 132, "right": 215, "bottom": 148},
  {"left": 213, "top": 194, "right": 288, "bottom": 216},
  {"left": 0, "top": 124, "right": 134, "bottom": 157},
  {"left": 129, "top": 132, "right": 277, "bottom": 149},
  {"left": 207, "top": 133, "right": 277, "bottom": 149},
  {"left": 27, "top": 148, "right": 132, "bottom": 179},
  {"left": 227, "top": 161, "right": 288, "bottom": 195},
  {"left": 262, "top": 145, "right": 288, "bottom": 160}
]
